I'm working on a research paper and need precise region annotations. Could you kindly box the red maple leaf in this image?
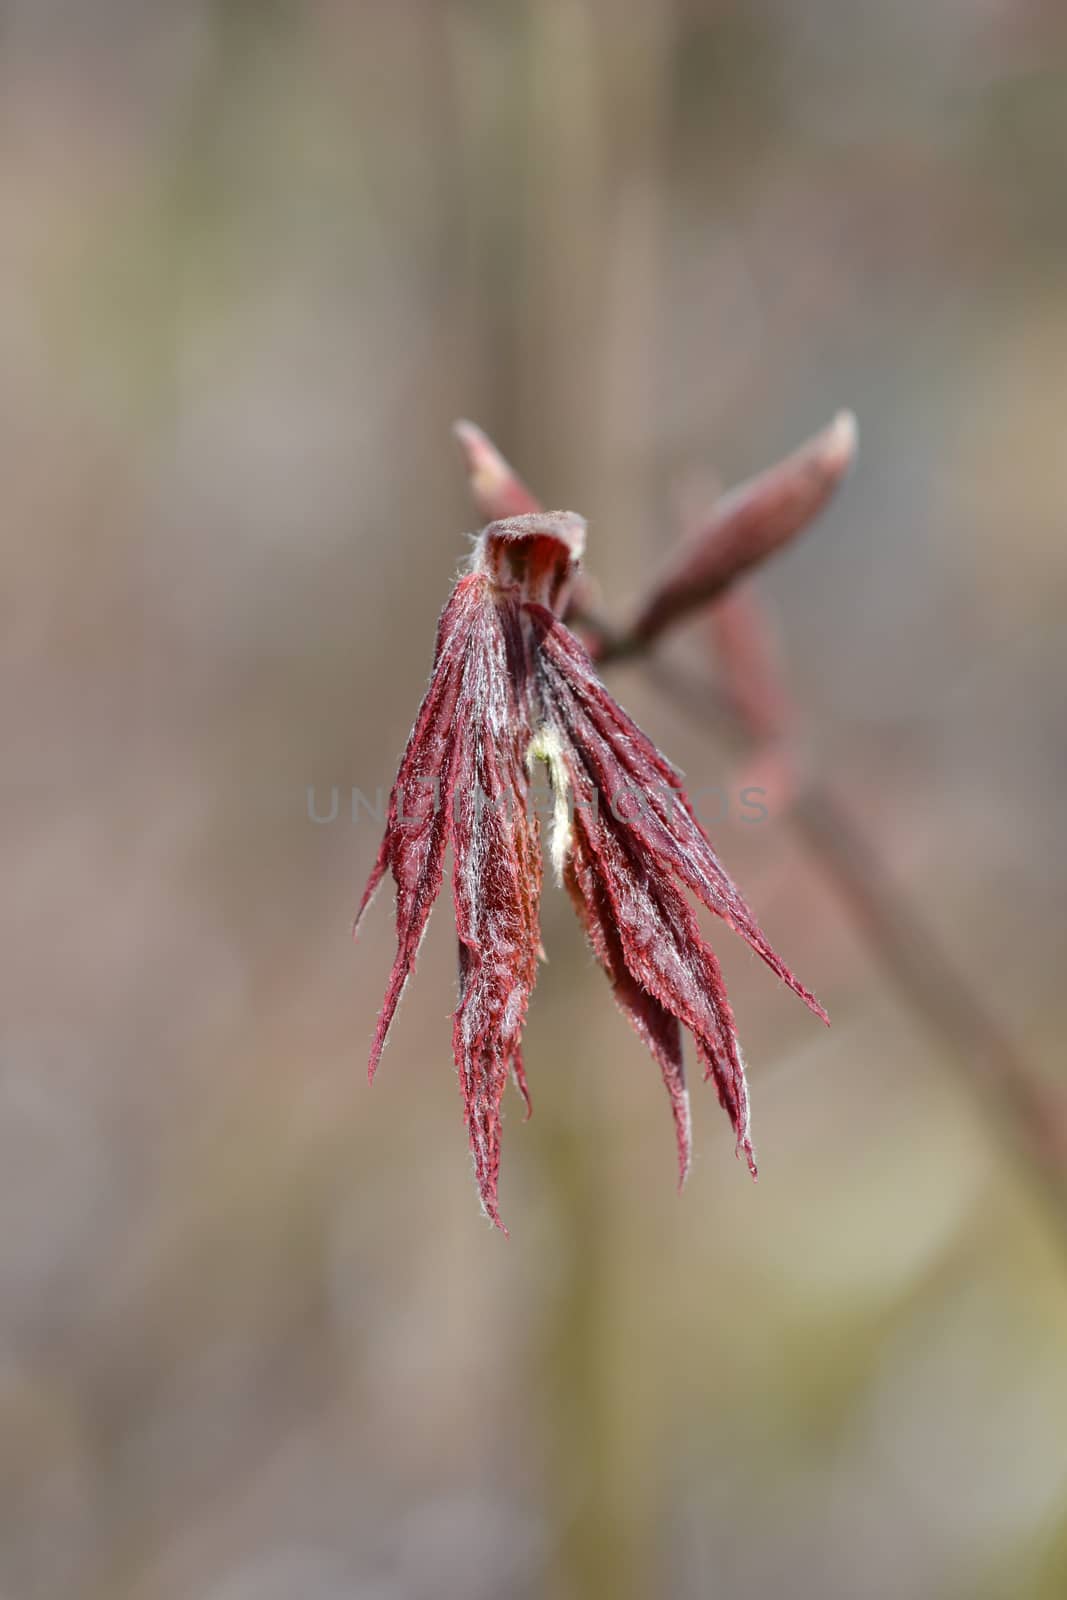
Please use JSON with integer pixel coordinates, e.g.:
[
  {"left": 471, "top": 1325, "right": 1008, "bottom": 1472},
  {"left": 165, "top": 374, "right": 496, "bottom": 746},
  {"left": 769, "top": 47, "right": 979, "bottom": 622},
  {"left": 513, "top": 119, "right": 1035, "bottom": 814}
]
[{"left": 357, "top": 509, "right": 826, "bottom": 1232}]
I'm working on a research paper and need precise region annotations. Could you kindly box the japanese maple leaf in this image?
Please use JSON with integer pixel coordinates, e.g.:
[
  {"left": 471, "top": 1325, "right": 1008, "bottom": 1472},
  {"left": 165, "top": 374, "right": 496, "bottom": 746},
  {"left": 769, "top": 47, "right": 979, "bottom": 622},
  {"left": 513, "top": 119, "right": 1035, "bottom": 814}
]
[{"left": 356, "top": 511, "right": 826, "bottom": 1231}]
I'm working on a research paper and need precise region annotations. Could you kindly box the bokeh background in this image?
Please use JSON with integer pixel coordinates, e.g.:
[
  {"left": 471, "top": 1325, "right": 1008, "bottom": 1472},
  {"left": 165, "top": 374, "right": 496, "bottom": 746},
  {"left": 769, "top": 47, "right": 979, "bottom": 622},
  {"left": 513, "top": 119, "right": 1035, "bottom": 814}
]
[{"left": 4, "top": 2, "right": 1067, "bottom": 1596}]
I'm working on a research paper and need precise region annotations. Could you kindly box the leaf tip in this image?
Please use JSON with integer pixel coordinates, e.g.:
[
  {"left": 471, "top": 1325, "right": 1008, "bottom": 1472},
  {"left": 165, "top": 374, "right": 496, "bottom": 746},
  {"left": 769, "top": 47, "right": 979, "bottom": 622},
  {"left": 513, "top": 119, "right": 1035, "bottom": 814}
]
[
  {"left": 822, "top": 409, "right": 858, "bottom": 475},
  {"left": 807, "top": 994, "right": 831, "bottom": 1027},
  {"left": 482, "top": 1195, "right": 510, "bottom": 1238}
]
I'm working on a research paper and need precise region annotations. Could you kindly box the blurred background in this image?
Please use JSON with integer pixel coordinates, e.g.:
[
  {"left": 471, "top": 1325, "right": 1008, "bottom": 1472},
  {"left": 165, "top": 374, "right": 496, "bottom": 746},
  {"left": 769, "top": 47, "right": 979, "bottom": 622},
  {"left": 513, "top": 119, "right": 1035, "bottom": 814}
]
[{"left": 4, "top": 1, "right": 1067, "bottom": 1596}]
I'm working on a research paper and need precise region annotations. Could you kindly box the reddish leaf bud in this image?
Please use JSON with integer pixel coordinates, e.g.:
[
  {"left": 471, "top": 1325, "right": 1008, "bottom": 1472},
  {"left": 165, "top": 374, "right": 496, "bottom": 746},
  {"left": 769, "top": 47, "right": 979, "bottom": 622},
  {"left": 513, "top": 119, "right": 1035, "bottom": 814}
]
[
  {"left": 357, "top": 453, "right": 828, "bottom": 1231},
  {"left": 626, "top": 411, "right": 857, "bottom": 650},
  {"left": 453, "top": 420, "right": 542, "bottom": 521}
]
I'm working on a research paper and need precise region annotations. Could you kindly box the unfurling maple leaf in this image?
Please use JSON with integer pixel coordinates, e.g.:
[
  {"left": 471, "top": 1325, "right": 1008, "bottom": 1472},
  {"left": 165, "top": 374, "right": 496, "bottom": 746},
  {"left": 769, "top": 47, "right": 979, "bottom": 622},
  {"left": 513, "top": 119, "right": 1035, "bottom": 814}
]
[{"left": 356, "top": 509, "right": 826, "bottom": 1232}]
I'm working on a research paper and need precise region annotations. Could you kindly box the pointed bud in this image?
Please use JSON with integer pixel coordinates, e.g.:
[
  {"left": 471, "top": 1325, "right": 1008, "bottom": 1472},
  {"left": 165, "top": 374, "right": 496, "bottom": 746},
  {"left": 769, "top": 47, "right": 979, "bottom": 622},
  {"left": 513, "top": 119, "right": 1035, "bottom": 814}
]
[
  {"left": 453, "top": 420, "right": 542, "bottom": 521},
  {"left": 625, "top": 411, "right": 857, "bottom": 650}
]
